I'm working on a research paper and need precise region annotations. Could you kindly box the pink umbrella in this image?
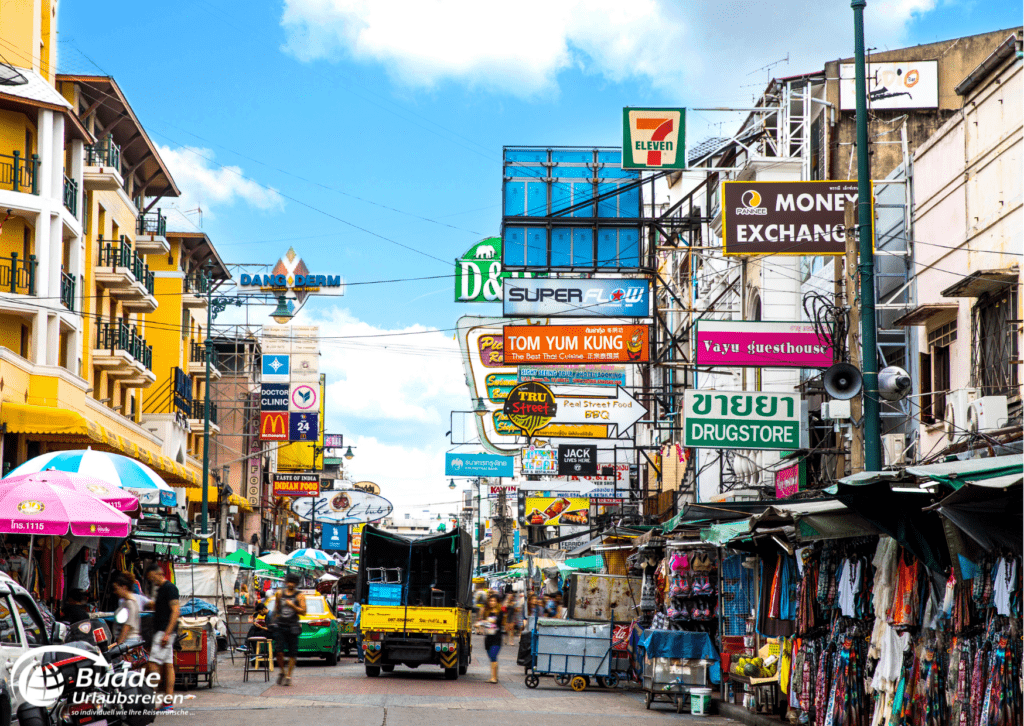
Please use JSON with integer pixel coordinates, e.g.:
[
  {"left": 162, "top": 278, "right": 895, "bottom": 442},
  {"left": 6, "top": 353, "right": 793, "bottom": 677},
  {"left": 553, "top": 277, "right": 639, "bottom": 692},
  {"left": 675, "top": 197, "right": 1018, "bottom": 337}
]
[{"left": 1, "top": 471, "right": 140, "bottom": 513}]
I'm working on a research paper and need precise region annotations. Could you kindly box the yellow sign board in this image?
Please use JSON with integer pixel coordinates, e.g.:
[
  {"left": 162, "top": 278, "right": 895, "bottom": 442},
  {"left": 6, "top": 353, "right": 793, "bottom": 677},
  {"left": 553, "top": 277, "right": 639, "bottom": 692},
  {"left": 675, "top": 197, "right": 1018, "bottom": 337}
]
[{"left": 360, "top": 605, "right": 469, "bottom": 634}]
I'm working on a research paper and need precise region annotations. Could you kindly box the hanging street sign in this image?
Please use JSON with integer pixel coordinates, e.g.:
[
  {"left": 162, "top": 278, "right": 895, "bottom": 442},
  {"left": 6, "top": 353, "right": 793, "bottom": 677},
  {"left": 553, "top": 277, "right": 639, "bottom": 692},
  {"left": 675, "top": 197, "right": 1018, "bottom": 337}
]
[
  {"left": 695, "top": 320, "right": 834, "bottom": 368},
  {"left": 260, "top": 383, "right": 289, "bottom": 411},
  {"left": 272, "top": 473, "right": 320, "bottom": 497},
  {"left": 775, "top": 460, "right": 806, "bottom": 499},
  {"left": 622, "top": 108, "right": 686, "bottom": 170},
  {"left": 522, "top": 445, "right": 558, "bottom": 475},
  {"left": 288, "top": 411, "right": 319, "bottom": 441},
  {"left": 502, "top": 381, "right": 557, "bottom": 436},
  {"left": 261, "top": 354, "right": 290, "bottom": 382},
  {"left": 558, "top": 445, "right": 597, "bottom": 476},
  {"left": 550, "top": 386, "right": 647, "bottom": 434},
  {"left": 237, "top": 248, "right": 344, "bottom": 298},
  {"left": 289, "top": 382, "right": 319, "bottom": 412},
  {"left": 518, "top": 494, "right": 591, "bottom": 527},
  {"left": 292, "top": 490, "right": 393, "bottom": 525},
  {"left": 260, "top": 411, "right": 289, "bottom": 441},
  {"left": 503, "top": 278, "right": 651, "bottom": 318},
  {"left": 455, "top": 238, "right": 543, "bottom": 303},
  {"left": 503, "top": 324, "right": 650, "bottom": 364},
  {"left": 518, "top": 364, "right": 627, "bottom": 388},
  {"left": 721, "top": 181, "right": 874, "bottom": 256},
  {"left": 445, "top": 452, "right": 514, "bottom": 477},
  {"left": 683, "top": 390, "right": 804, "bottom": 451}
]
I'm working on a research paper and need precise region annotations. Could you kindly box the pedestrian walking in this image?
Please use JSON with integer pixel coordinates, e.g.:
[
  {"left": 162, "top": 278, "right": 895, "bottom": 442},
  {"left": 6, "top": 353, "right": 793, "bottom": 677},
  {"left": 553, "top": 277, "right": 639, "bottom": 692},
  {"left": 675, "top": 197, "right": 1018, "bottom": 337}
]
[
  {"left": 144, "top": 563, "right": 180, "bottom": 712},
  {"left": 271, "top": 572, "right": 306, "bottom": 685},
  {"left": 111, "top": 573, "right": 141, "bottom": 645},
  {"left": 482, "top": 593, "right": 504, "bottom": 683}
]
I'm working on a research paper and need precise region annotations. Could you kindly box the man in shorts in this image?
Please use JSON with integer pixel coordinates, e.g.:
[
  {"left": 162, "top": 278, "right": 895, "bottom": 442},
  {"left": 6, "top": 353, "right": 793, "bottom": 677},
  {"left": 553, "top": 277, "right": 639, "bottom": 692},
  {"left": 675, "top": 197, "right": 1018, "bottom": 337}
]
[{"left": 144, "top": 564, "right": 180, "bottom": 711}]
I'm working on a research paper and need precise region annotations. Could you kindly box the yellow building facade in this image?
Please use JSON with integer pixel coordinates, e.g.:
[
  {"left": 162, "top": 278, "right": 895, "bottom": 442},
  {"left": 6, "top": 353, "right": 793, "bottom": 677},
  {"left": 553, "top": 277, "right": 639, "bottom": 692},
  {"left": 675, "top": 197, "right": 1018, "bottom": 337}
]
[{"left": 0, "top": 4, "right": 228, "bottom": 500}]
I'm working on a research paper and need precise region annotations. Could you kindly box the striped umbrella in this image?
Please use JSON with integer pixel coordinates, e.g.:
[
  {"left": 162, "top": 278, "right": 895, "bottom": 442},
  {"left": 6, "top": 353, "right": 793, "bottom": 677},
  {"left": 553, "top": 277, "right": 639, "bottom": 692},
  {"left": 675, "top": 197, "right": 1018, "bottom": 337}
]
[
  {"left": 6, "top": 449, "right": 177, "bottom": 507},
  {"left": 288, "top": 548, "right": 332, "bottom": 565}
]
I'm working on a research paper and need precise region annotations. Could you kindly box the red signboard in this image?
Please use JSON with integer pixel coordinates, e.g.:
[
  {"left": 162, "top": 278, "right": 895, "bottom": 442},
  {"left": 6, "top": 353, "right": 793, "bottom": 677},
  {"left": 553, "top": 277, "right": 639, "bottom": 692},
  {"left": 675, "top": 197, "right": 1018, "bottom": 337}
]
[
  {"left": 503, "top": 325, "right": 650, "bottom": 364},
  {"left": 272, "top": 473, "right": 320, "bottom": 497},
  {"left": 260, "top": 411, "right": 288, "bottom": 441},
  {"left": 774, "top": 461, "right": 805, "bottom": 499}
]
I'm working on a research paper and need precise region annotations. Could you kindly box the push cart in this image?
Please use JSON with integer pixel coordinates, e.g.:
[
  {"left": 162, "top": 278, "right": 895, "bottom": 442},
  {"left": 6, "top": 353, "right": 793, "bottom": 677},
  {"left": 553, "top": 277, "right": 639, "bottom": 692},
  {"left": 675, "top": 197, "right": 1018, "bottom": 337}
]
[
  {"left": 637, "top": 629, "right": 721, "bottom": 713},
  {"left": 523, "top": 616, "right": 618, "bottom": 691},
  {"left": 175, "top": 615, "right": 218, "bottom": 689}
]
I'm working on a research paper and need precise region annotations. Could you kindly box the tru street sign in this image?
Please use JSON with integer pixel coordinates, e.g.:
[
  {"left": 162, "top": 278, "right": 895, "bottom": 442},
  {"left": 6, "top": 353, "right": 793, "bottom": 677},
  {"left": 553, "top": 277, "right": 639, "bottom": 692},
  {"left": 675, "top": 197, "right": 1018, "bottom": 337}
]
[{"left": 683, "top": 390, "right": 803, "bottom": 451}]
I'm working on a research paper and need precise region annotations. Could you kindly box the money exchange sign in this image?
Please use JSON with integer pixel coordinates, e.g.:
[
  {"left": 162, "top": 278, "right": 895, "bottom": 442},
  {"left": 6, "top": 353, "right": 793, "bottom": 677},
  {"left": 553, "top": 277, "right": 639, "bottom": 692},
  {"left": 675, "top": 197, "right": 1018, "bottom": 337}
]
[{"left": 683, "top": 390, "right": 802, "bottom": 451}]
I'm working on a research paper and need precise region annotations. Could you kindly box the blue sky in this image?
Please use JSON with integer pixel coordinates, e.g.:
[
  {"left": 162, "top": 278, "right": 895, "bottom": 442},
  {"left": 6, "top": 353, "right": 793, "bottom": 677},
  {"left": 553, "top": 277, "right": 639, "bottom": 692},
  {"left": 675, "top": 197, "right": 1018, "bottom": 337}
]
[{"left": 59, "top": 0, "right": 1022, "bottom": 513}]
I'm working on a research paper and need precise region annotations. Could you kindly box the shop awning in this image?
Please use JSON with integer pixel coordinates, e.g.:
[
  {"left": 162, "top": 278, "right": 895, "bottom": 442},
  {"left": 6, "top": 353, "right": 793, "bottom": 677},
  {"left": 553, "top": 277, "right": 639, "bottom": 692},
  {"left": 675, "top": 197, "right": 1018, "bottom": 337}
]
[
  {"left": 905, "top": 454, "right": 1023, "bottom": 490},
  {"left": 563, "top": 554, "right": 604, "bottom": 572},
  {"left": 940, "top": 268, "right": 1017, "bottom": 298},
  {"left": 3, "top": 402, "right": 200, "bottom": 488},
  {"left": 893, "top": 303, "right": 959, "bottom": 327}
]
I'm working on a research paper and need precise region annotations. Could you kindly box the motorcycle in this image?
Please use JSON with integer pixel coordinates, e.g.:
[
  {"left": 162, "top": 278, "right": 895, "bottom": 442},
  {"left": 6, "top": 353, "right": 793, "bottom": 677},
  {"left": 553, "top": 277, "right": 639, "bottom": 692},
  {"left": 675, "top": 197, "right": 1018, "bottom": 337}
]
[{"left": 16, "top": 608, "right": 157, "bottom": 726}]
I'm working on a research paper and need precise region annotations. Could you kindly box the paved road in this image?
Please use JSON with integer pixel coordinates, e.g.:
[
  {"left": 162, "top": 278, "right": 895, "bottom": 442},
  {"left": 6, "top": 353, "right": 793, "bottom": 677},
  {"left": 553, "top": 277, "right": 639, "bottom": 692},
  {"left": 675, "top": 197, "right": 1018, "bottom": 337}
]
[{"left": 174, "top": 635, "right": 738, "bottom": 726}]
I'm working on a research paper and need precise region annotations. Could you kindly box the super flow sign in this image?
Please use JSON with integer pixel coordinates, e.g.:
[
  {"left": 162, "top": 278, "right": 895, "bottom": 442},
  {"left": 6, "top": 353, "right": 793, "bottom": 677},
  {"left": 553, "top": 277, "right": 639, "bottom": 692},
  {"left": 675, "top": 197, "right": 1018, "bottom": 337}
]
[{"left": 683, "top": 390, "right": 803, "bottom": 451}]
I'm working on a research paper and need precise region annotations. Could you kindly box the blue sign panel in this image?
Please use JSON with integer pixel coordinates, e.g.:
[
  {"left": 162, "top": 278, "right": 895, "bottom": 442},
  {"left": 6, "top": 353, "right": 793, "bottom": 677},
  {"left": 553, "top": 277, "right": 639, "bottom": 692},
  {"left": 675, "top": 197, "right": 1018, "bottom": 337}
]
[
  {"left": 321, "top": 523, "right": 348, "bottom": 551},
  {"left": 289, "top": 412, "right": 319, "bottom": 441},
  {"left": 445, "top": 452, "right": 514, "bottom": 477},
  {"left": 501, "top": 148, "right": 642, "bottom": 271},
  {"left": 503, "top": 278, "right": 650, "bottom": 317},
  {"left": 260, "top": 383, "right": 289, "bottom": 411},
  {"left": 262, "top": 354, "right": 290, "bottom": 381}
]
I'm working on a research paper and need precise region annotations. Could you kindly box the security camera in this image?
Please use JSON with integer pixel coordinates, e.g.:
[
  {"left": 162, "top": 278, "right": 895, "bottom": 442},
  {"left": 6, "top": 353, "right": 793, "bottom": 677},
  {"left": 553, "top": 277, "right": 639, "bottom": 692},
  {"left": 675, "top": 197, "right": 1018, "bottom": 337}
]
[{"left": 878, "top": 366, "right": 912, "bottom": 401}]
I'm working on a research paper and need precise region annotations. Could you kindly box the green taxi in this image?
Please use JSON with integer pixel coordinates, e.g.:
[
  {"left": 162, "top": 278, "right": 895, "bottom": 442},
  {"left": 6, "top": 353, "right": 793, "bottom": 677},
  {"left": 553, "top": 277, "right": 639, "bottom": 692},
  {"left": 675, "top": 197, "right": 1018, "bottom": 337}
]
[{"left": 264, "top": 590, "right": 342, "bottom": 665}]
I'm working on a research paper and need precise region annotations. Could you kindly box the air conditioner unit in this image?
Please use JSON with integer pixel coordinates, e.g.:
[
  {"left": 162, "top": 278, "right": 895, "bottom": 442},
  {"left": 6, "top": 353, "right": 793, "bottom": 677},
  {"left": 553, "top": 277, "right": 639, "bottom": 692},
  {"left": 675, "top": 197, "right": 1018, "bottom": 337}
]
[
  {"left": 882, "top": 433, "right": 907, "bottom": 466},
  {"left": 943, "top": 388, "right": 979, "bottom": 441},
  {"left": 968, "top": 396, "right": 1009, "bottom": 433}
]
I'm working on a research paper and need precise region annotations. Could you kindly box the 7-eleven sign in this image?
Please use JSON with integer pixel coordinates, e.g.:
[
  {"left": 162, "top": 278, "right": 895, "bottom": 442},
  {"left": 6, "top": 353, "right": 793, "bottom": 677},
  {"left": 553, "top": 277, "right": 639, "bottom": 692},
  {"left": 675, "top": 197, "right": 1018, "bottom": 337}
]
[{"left": 622, "top": 108, "right": 686, "bottom": 169}]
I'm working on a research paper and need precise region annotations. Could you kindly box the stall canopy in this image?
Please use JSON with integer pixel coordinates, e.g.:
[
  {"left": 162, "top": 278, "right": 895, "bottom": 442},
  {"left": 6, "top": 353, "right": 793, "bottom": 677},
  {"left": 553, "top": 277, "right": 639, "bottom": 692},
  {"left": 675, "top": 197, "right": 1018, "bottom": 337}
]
[
  {"left": 905, "top": 453, "right": 1023, "bottom": 490},
  {"left": 700, "top": 499, "right": 877, "bottom": 547}
]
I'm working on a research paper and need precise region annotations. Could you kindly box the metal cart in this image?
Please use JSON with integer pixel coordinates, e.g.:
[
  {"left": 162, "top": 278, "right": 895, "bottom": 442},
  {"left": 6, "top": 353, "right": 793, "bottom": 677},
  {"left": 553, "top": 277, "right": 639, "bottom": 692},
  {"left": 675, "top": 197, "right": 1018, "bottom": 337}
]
[
  {"left": 175, "top": 616, "right": 218, "bottom": 689},
  {"left": 524, "top": 617, "right": 618, "bottom": 691},
  {"left": 641, "top": 655, "right": 710, "bottom": 712}
]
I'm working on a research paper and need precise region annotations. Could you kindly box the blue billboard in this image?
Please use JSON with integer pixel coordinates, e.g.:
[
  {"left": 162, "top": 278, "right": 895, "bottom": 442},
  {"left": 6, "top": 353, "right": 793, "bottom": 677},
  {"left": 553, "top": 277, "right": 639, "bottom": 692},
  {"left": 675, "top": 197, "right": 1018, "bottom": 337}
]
[
  {"left": 503, "top": 278, "right": 650, "bottom": 318},
  {"left": 321, "top": 523, "right": 348, "bottom": 551},
  {"left": 445, "top": 452, "right": 514, "bottom": 477}
]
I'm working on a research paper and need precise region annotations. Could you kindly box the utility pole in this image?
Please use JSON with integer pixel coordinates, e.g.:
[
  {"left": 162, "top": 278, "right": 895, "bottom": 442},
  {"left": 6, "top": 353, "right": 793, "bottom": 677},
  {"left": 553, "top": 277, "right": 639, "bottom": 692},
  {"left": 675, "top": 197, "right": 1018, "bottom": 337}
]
[
  {"left": 476, "top": 478, "right": 483, "bottom": 574},
  {"left": 851, "top": 0, "right": 882, "bottom": 471},
  {"left": 200, "top": 265, "right": 213, "bottom": 563},
  {"left": 844, "top": 203, "right": 865, "bottom": 473}
]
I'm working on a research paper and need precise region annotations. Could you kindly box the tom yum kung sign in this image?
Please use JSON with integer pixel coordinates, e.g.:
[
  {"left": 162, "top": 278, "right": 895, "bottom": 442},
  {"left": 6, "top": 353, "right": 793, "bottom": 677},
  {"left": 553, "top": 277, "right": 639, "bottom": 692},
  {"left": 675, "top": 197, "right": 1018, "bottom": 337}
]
[
  {"left": 503, "top": 325, "right": 650, "bottom": 364},
  {"left": 695, "top": 321, "right": 834, "bottom": 368},
  {"left": 683, "top": 390, "right": 804, "bottom": 451},
  {"left": 721, "top": 181, "right": 873, "bottom": 256}
]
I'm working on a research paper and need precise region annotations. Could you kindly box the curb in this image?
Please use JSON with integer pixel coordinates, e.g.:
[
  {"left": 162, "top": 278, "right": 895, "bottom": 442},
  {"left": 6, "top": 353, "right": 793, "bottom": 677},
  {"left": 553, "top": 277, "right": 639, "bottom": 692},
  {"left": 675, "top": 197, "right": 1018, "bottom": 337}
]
[{"left": 713, "top": 700, "right": 781, "bottom": 726}]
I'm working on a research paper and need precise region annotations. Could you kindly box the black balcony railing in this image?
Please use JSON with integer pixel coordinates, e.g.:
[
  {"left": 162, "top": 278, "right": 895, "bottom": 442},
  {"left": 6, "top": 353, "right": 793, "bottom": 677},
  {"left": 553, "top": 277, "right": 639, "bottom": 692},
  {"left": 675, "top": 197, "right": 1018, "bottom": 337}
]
[
  {"left": 183, "top": 272, "right": 209, "bottom": 297},
  {"left": 62, "top": 174, "right": 78, "bottom": 217},
  {"left": 97, "top": 236, "right": 154, "bottom": 295},
  {"left": 95, "top": 321, "right": 152, "bottom": 370},
  {"left": 192, "top": 398, "right": 217, "bottom": 425},
  {"left": 137, "top": 210, "right": 166, "bottom": 237},
  {"left": 0, "top": 253, "right": 37, "bottom": 295},
  {"left": 190, "top": 340, "right": 218, "bottom": 368},
  {"left": 60, "top": 268, "right": 75, "bottom": 310},
  {"left": 0, "top": 151, "right": 39, "bottom": 194},
  {"left": 85, "top": 137, "right": 121, "bottom": 169},
  {"left": 173, "top": 366, "right": 193, "bottom": 413}
]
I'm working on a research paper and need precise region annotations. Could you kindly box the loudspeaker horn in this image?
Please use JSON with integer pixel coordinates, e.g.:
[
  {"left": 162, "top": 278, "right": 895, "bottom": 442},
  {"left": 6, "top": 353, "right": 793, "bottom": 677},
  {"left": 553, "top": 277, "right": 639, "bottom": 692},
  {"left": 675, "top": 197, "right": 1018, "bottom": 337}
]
[
  {"left": 878, "top": 366, "right": 912, "bottom": 401},
  {"left": 822, "top": 362, "right": 863, "bottom": 400}
]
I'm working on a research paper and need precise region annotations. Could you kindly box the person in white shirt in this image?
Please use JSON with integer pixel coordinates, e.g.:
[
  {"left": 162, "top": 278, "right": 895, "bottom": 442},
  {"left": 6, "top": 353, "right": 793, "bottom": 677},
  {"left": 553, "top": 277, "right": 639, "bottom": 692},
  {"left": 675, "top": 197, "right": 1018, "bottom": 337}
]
[{"left": 112, "top": 572, "right": 142, "bottom": 645}]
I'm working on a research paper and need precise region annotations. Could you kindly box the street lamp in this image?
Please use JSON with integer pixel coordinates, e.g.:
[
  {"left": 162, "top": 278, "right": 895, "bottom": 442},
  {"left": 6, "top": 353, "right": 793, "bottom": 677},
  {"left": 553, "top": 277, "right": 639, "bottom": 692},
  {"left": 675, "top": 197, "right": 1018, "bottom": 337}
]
[
  {"left": 344, "top": 446, "right": 356, "bottom": 460},
  {"left": 448, "top": 479, "right": 456, "bottom": 490}
]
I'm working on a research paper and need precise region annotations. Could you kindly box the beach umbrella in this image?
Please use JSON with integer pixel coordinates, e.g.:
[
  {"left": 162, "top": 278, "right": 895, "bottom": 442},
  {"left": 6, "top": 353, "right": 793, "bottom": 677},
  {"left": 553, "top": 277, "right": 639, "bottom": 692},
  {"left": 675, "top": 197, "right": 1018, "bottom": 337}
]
[
  {"left": 1, "top": 472, "right": 139, "bottom": 512},
  {"left": 258, "top": 551, "right": 291, "bottom": 567},
  {"left": 288, "top": 548, "right": 332, "bottom": 565},
  {"left": 6, "top": 449, "right": 177, "bottom": 507},
  {"left": 285, "top": 556, "right": 320, "bottom": 571}
]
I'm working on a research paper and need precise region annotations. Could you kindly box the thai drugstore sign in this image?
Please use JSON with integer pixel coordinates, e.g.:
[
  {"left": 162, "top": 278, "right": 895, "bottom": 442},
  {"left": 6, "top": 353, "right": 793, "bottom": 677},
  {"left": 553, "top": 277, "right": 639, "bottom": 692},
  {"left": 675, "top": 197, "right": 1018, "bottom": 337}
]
[
  {"left": 683, "top": 390, "right": 803, "bottom": 451},
  {"left": 695, "top": 321, "right": 834, "bottom": 368},
  {"left": 622, "top": 108, "right": 686, "bottom": 170},
  {"left": 445, "top": 452, "right": 514, "bottom": 477},
  {"left": 503, "top": 325, "right": 649, "bottom": 364},
  {"left": 503, "top": 278, "right": 650, "bottom": 318},
  {"left": 722, "top": 181, "right": 873, "bottom": 256}
]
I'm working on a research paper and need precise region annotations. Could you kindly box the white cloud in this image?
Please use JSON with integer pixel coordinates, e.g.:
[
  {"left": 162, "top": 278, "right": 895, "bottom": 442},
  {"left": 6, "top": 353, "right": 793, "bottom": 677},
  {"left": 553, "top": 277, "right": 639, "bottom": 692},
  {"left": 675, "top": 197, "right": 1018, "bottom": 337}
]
[
  {"left": 157, "top": 145, "right": 284, "bottom": 220},
  {"left": 279, "top": 0, "right": 938, "bottom": 100}
]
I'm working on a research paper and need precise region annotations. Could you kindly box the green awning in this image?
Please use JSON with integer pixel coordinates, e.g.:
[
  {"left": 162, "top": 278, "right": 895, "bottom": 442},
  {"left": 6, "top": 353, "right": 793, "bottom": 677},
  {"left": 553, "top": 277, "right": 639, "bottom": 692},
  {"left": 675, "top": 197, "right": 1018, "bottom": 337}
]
[
  {"left": 905, "top": 454, "right": 1022, "bottom": 490},
  {"left": 564, "top": 554, "right": 604, "bottom": 572},
  {"left": 701, "top": 520, "right": 754, "bottom": 546}
]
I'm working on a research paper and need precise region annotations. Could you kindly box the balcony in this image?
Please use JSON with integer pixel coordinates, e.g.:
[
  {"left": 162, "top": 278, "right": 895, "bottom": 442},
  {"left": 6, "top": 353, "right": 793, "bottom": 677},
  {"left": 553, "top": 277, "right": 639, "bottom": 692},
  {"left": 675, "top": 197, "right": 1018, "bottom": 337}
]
[
  {"left": 188, "top": 340, "right": 220, "bottom": 380},
  {"left": 0, "top": 151, "right": 39, "bottom": 195},
  {"left": 93, "top": 321, "right": 155, "bottom": 388},
  {"left": 60, "top": 268, "right": 75, "bottom": 311},
  {"left": 95, "top": 236, "right": 157, "bottom": 312},
  {"left": 0, "top": 253, "right": 37, "bottom": 296},
  {"left": 181, "top": 271, "right": 209, "bottom": 309},
  {"left": 135, "top": 210, "right": 169, "bottom": 255},
  {"left": 83, "top": 138, "right": 123, "bottom": 191},
  {"left": 62, "top": 174, "right": 78, "bottom": 217},
  {"left": 188, "top": 397, "right": 219, "bottom": 432}
]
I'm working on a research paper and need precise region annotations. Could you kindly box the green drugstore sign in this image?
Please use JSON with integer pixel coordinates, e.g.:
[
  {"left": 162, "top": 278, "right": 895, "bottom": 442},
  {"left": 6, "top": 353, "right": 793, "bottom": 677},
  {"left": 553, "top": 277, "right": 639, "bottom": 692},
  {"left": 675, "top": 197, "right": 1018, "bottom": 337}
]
[
  {"left": 683, "top": 390, "right": 803, "bottom": 451},
  {"left": 455, "top": 238, "right": 541, "bottom": 303}
]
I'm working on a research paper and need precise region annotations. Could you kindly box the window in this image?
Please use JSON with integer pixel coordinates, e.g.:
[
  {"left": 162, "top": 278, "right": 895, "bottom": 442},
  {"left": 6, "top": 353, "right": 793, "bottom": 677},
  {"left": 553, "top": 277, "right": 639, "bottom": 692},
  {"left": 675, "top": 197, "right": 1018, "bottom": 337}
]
[
  {"left": 14, "top": 596, "right": 45, "bottom": 646},
  {"left": 923, "top": 320, "right": 957, "bottom": 423},
  {"left": 974, "top": 287, "right": 1019, "bottom": 397},
  {"left": 0, "top": 597, "right": 20, "bottom": 645}
]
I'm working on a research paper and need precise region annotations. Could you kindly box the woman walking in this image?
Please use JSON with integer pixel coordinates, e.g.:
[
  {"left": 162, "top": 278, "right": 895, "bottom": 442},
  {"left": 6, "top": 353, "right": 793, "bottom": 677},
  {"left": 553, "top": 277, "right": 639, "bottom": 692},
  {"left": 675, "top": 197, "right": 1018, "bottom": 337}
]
[
  {"left": 272, "top": 573, "right": 306, "bottom": 686},
  {"left": 482, "top": 593, "right": 504, "bottom": 683}
]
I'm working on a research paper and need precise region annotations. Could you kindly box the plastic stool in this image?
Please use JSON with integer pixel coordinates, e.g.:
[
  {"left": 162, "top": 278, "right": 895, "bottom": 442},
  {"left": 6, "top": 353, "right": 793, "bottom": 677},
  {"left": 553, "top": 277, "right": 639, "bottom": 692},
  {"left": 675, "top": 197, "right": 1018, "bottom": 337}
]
[{"left": 244, "top": 638, "right": 273, "bottom": 682}]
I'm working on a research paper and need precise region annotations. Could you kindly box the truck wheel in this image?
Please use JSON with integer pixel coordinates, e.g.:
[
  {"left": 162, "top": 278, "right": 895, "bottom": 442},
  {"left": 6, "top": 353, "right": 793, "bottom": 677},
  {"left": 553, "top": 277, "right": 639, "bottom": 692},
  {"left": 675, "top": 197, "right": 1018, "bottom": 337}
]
[
  {"left": 365, "top": 665, "right": 381, "bottom": 677},
  {"left": 15, "top": 707, "right": 47, "bottom": 726},
  {"left": 458, "top": 662, "right": 467, "bottom": 676},
  {"left": 444, "top": 667, "right": 458, "bottom": 681},
  {"left": 326, "top": 643, "right": 339, "bottom": 666},
  {"left": 381, "top": 664, "right": 394, "bottom": 673}
]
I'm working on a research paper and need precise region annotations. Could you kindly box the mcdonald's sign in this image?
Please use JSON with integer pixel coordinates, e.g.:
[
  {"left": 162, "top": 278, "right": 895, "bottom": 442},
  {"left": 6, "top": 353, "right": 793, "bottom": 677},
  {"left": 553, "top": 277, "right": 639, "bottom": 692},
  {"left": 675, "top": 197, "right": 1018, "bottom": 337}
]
[{"left": 260, "top": 411, "right": 288, "bottom": 441}]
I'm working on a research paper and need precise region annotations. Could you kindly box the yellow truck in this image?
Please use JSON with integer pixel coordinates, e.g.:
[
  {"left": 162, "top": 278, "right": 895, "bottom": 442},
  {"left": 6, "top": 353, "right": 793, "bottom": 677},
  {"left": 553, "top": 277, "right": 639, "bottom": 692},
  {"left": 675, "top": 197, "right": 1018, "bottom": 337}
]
[{"left": 357, "top": 525, "right": 473, "bottom": 679}]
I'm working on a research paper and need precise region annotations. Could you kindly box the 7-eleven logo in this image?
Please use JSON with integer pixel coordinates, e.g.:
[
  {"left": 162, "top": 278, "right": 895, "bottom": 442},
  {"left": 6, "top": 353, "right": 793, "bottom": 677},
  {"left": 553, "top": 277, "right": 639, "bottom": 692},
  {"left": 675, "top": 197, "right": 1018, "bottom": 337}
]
[{"left": 623, "top": 108, "right": 685, "bottom": 169}]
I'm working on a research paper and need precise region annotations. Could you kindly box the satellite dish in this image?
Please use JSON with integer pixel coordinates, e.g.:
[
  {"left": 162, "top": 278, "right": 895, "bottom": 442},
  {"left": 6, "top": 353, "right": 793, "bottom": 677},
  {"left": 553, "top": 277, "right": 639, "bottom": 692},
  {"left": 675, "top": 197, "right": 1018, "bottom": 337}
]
[{"left": 822, "top": 363, "right": 863, "bottom": 400}]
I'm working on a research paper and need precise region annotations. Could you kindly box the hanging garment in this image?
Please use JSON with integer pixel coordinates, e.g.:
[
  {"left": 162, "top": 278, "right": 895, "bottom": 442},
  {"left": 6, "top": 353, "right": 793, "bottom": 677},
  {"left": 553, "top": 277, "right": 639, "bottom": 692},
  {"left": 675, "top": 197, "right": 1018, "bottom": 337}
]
[
  {"left": 837, "top": 557, "right": 862, "bottom": 618},
  {"left": 888, "top": 551, "right": 920, "bottom": 628},
  {"left": 991, "top": 558, "right": 1017, "bottom": 617}
]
